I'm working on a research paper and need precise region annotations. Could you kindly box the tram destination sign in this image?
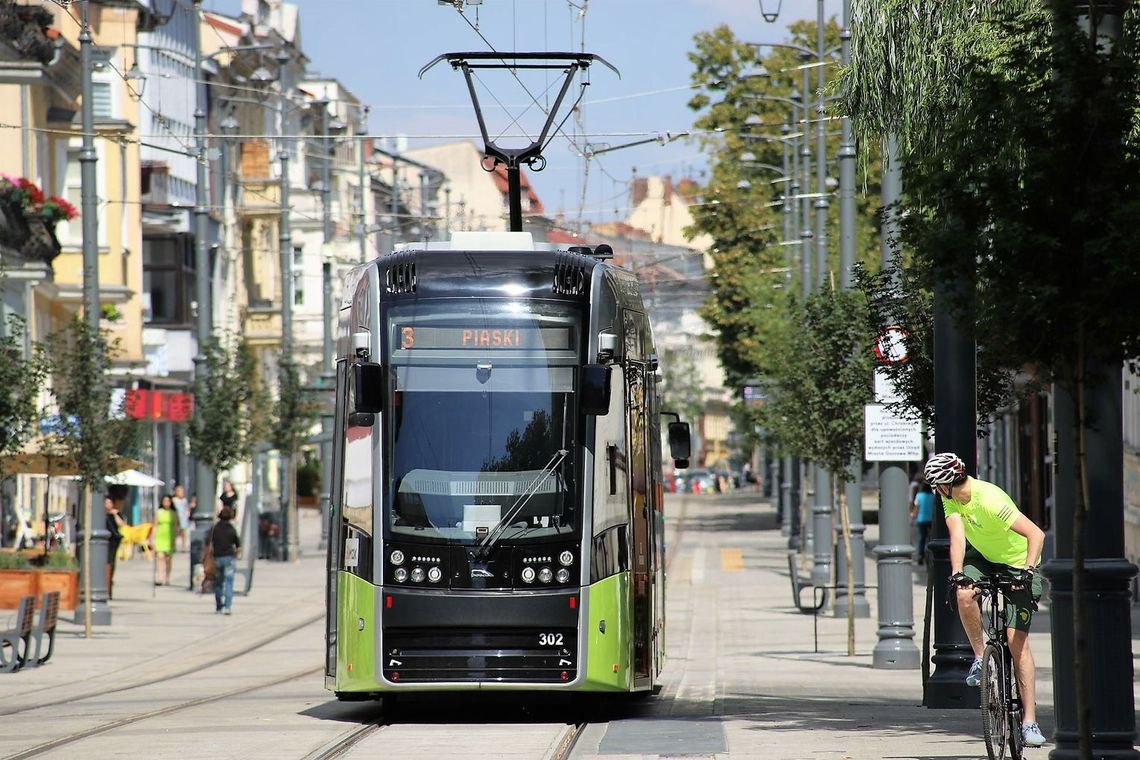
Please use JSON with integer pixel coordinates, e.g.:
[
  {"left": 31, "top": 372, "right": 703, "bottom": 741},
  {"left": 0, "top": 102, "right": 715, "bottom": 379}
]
[{"left": 398, "top": 325, "right": 573, "bottom": 351}]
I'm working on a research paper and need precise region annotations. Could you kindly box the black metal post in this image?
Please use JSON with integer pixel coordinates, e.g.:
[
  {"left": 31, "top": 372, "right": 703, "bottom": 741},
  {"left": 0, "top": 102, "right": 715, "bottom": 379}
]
[
  {"left": 507, "top": 163, "right": 523, "bottom": 232},
  {"left": 923, "top": 253, "right": 978, "bottom": 708},
  {"left": 1044, "top": 373, "right": 1139, "bottom": 759}
]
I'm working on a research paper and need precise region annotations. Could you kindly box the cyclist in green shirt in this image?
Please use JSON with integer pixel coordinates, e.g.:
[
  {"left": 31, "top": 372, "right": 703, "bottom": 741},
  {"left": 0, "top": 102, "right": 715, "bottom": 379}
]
[{"left": 924, "top": 452, "right": 1047, "bottom": 748}]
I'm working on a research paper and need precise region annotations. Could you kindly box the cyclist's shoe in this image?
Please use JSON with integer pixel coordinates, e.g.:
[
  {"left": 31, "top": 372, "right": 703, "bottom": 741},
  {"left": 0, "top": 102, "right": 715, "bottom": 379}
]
[
  {"left": 965, "top": 656, "right": 983, "bottom": 687},
  {"left": 1022, "top": 721, "right": 1046, "bottom": 747}
]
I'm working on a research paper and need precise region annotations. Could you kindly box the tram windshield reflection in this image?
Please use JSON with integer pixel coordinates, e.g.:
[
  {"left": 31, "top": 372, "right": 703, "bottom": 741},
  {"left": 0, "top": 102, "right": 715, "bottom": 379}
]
[{"left": 385, "top": 299, "right": 580, "bottom": 543}]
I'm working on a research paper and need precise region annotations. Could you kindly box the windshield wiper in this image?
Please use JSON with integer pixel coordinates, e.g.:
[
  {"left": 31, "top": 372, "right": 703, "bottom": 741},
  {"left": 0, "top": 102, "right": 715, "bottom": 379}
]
[{"left": 476, "top": 448, "right": 568, "bottom": 559}]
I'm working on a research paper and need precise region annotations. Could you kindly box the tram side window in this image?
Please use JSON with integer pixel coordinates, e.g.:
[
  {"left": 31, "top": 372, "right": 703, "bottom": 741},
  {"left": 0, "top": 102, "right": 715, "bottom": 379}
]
[
  {"left": 340, "top": 364, "right": 375, "bottom": 578},
  {"left": 591, "top": 364, "right": 628, "bottom": 583}
]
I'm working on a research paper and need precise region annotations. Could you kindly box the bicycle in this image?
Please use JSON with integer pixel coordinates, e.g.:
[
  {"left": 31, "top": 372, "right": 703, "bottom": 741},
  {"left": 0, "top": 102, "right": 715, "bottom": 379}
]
[{"left": 962, "top": 572, "right": 1035, "bottom": 760}]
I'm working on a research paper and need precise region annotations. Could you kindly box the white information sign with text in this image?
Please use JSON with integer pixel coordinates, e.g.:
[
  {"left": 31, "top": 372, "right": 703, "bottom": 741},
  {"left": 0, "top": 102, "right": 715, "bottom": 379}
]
[
  {"left": 864, "top": 404, "right": 924, "bottom": 461},
  {"left": 873, "top": 367, "right": 905, "bottom": 404}
]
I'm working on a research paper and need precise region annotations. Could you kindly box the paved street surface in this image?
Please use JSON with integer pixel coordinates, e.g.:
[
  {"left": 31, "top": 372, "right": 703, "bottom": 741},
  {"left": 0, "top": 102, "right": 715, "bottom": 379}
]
[{"left": 0, "top": 495, "right": 1135, "bottom": 759}]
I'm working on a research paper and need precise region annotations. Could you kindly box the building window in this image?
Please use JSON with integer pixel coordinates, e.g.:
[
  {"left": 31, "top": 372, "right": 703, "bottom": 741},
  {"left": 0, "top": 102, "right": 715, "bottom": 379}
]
[
  {"left": 293, "top": 245, "right": 304, "bottom": 306},
  {"left": 91, "top": 81, "right": 113, "bottom": 120},
  {"left": 143, "top": 234, "right": 195, "bottom": 325}
]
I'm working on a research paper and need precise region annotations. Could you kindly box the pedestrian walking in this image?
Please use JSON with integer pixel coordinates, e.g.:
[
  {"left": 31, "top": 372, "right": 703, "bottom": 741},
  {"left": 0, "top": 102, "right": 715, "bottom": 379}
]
[
  {"left": 219, "top": 479, "right": 239, "bottom": 521},
  {"left": 104, "top": 495, "right": 126, "bottom": 600},
  {"left": 153, "top": 493, "right": 178, "bottom": 585},
  {"left": 912, "top": 477, "right": 934, "bottom": 564},
  {"left": 208, "top": 506, "right": 241, "bottom": 615},
  {"left": 924, "top": 452, "right": 1048, "bottom": 748},
  {"left": 172, "top": 483, "right": 189, "bottom": 552}
]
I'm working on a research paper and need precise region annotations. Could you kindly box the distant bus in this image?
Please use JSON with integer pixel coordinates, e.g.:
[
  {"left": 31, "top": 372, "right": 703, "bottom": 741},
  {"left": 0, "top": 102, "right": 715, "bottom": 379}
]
[{"left": 323, "top": 231, "right": 690, "bottom": 699}]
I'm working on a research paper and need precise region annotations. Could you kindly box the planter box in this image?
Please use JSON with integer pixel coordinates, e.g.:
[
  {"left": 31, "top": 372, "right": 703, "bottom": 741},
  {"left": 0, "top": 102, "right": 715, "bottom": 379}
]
[{"left": 0, "top": 569, "right": 79, "bottom": 610}]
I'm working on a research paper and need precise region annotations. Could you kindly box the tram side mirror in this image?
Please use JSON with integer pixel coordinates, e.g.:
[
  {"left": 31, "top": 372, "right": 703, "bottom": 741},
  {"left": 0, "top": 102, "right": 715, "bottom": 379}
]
[
  {"left": 350, "top": 362, "right": 384, "bottom": 427},
  {"left": 667, "top": 421, "right": 692, "bottom": 468},
  {"left": 580, "top": 364, "right": 612, "bottom": 416}
]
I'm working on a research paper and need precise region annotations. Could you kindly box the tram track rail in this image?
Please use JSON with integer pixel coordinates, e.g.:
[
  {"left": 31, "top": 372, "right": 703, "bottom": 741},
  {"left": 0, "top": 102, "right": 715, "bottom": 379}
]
[
  {"left": 2, "top": 665, "right": 323, "bottom": 760},
  {"left": 301, "top": 722, "right": 387, "bottom": 760},
  {"left": 545, "top": 721, "right": 587, "bottom": 760},
  {"left": 0, "top": 609, "right": 324, "bottom": 717}
]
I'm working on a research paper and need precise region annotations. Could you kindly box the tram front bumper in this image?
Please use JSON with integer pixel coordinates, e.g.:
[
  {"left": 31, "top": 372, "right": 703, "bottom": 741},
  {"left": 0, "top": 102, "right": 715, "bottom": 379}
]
[{"left": 380, "top": 588, "right": 580, "bottom": 684}]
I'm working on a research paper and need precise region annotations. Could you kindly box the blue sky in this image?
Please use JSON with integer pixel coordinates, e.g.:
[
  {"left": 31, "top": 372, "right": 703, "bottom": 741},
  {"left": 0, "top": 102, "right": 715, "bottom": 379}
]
[{"left": 204, "top": 0, "right": 818, "bottom": 225}]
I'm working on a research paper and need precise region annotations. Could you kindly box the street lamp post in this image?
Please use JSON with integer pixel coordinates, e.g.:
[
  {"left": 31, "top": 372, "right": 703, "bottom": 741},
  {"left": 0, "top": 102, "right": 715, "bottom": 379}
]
[
  {"left": 832, "top": 0, "right": 871, "bottom": 622},
  {"left": 73, "top": 0, "right": 111, "bottom": 628},
  {"left": 780, "top": 118, "right": 798, "bottom": 549},
  {"left": 274, "top": 49, "right": 300, "bottom": 562},
  {"left": 872, "top": 134, "right": 920, "bottom": 668},
  {"left": 313, "top": 98, "right": 345, "bottom": 553},
  {"left": 189, "top": 1, "right": 216, "bottom": 579}
]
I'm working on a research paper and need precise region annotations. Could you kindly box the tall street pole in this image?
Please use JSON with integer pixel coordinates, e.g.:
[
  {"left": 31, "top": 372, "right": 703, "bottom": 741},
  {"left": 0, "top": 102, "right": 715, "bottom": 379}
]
[
  {"left": 277, "top": 50, "right": 297, "bottom": 562},
  {"left": 832, "top": 0, "right": 869, "bottom": 620},
  {"left": 797, "top": 65, "right": 816, "bottom": 565},
  {"left": 924, "top": 168, "right": 978, "bottom": 706},
  {"left": 73, "top": 0, "right": 111, "bottom": 628},
  {"left": 780, "top": 118, "right": 795, "bottom": 546},
  {"left": 1043, "top": 3, "right": 1138, "bottom": 756},
  {"left": 808, "top": 16, "right": 832, "bottom": 589},
  {"left": 357, "top": 105, "right": 369, "bottom": 264},
  {"left": 190, "top": 0, "right": 215, "bottom": 579},
  {"left": 317, "top": 100, "right": 334, "bottom": 553},
  {"left": 871, "top": 134, "right": 919, "bottom": 667}
]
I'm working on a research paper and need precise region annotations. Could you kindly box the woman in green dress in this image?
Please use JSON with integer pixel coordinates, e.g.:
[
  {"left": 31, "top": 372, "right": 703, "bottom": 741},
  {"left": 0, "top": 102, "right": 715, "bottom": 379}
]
[{"left": 154, "top": 493, "right": 178, "bottom": 585}]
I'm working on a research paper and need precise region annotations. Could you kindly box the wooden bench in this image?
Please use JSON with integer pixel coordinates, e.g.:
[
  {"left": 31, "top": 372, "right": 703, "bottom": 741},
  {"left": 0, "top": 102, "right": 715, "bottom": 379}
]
[
  {"left": 787, "top": 552, "right": 827, "bottom": 613},
  {"left": 0, "top": 594, "right": 36, "bottom": 672},
  {"left": 30, "top": 590, "right": 60, "bottom": 667}
]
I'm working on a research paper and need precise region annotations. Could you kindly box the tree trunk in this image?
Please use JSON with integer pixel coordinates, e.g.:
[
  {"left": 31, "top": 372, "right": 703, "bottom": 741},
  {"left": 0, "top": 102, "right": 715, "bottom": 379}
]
[
  {"left": 837, "top": 481, "right": 855, "bottom": 656},
  {"left": 82, "top": 484, "right": 92, "bottom": 639},
  {"left": 1074, "top": 337, "right": 1090, "bottom": 760}
]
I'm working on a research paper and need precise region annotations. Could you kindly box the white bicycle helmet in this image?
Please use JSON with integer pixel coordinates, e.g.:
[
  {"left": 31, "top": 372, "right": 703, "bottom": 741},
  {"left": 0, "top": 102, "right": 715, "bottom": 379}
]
[{"left": 924, "top": 452, "right": 966, "bottom": 486}]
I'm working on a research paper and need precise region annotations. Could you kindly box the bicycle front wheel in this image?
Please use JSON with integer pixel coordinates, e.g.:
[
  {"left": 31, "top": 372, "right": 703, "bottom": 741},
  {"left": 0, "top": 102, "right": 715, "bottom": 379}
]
[
  {"left": 1007, "top": 647, "right": 1024, "bottom": 760},
  {"left": 982, "top": 644, "right": 1008, "bottom": 760}
]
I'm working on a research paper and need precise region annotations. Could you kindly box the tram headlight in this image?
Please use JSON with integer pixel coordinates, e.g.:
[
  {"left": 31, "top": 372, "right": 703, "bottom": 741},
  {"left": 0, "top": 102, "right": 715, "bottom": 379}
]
[
  {"left": 410, "top": 567, "right": 426, "bottom": 583},
  {"left": 521, "top": 566, "right": 536, "bottom": 584},
  {"left": 427, "top": 566, "right": 442, "bottom": 583},
  {"left": 538, "top": 567, "right": 554, "bottom": 584},
  {"left": 393, "top": 567, "right": 408, "bottom": 583},
  {"left": 556, "top": 568, "right": 571, "bottom": 584},
  {"left": 390, "top": 549, "right": 405, "bottom": 566},
  {"left": 558, "top": 550, "right": 574, "bottom": 567}
]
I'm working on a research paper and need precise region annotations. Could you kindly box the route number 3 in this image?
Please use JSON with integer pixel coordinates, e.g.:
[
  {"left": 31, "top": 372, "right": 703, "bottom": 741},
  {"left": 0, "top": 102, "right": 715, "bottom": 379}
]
[{"left": 539, "top": 633, "right": 564, "bottom": 646}]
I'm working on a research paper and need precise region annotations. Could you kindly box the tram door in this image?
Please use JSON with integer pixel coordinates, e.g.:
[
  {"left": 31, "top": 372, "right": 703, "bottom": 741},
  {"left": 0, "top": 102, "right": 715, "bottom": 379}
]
[{"left": 625, "top": 311, "right": 653, "bottom": 686}]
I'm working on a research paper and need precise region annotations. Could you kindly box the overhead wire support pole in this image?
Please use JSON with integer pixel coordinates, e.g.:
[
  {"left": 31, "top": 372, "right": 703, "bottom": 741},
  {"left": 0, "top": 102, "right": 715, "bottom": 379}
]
[
  {"left": 191, "top": 0, "right": 215, "bottom": 545},
  {"left": 419, "top": 52, "right": 619, "bottom": 233}
]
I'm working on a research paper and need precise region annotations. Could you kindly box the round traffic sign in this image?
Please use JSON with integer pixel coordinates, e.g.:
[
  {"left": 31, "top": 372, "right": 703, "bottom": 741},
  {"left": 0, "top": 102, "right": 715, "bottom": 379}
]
[{"left": 874, "top": 326, "right": 909, "bottom": 364}]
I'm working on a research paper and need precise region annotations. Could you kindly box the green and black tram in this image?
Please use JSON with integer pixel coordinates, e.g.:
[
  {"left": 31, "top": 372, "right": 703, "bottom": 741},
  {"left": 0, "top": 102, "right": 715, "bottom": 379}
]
[{"left": 324, "top": 231, "right": 690, "bottom": 698}]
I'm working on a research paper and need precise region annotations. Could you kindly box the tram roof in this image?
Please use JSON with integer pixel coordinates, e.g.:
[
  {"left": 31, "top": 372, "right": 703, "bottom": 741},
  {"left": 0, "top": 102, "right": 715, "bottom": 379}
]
[{"left": 391, "top": 231, "right": 614, "bottom": 260}]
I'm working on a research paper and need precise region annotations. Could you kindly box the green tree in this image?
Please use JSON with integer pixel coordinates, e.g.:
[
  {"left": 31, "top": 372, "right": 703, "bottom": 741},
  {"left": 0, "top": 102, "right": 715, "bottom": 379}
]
[
  {"left": 43, "top": 315, "right": 139, "bottom": 636},
  {"left": 0, "top": 316, "right": 45, "bottom": 468},
  {"left": 760, "top": 287, "right": 874, "bottom": 654},
  {"left": 843, "top": 2, "right": 1140, "bottom": 752},
  {"left": 685, "top": 20, "right": 884, "bottom": 396},
  {"left": 187, "top": 335, "right": 268, "bottom": 489},
  {"left": 660, "top": 347, "right": 704, "bottom": 426},
  {"left": 272, "top": 359, "right": 320, "bottom": 559},
  {"left": 42, "top": 316, "right": 137, "bottom": 491},
  {"left": 853, "top": 259, "right": 1014, "bottom": 430}
]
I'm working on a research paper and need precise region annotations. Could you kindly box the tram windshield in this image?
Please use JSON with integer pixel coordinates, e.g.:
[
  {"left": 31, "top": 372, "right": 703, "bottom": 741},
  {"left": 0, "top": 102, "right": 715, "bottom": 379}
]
[{"left": 385, "top": 299, "right": 581, "bottom": 544}]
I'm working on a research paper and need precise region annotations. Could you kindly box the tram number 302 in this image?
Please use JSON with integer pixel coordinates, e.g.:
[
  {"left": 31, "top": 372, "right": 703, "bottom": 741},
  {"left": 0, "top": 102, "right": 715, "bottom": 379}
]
[{"left": 539, "top": 633, "right": 565, "bottom": 646}]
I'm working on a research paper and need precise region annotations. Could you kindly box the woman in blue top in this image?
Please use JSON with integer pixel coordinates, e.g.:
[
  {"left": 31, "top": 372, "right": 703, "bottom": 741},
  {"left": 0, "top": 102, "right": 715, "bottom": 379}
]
[{"left": 912, "top": 478, "right": 935, "bottom": 564}]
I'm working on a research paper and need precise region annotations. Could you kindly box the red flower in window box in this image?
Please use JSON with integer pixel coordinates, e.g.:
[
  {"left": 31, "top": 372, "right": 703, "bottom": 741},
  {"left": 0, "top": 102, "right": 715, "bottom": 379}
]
[{"left": 41, "top": 195, "right": 78, "bottom": 223}]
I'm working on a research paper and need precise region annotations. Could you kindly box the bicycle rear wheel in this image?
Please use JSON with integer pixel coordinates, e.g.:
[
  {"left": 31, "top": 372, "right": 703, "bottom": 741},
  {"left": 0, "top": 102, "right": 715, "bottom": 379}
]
[{"left": 982, "top": 645, "right": 1008, "bottom": 760}]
